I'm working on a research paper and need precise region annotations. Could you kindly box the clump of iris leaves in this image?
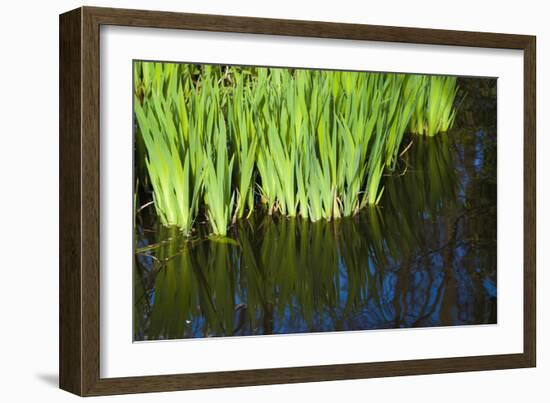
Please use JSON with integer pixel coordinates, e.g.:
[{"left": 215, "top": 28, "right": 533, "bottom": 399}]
[{"left": 134, "top": 62, "right": 458, "bottom": 237}]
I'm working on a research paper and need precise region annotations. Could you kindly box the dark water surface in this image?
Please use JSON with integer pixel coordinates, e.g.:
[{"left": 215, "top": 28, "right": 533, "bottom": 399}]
[{"left": 134, "top": 79, "right": 497, "bottom": 341}]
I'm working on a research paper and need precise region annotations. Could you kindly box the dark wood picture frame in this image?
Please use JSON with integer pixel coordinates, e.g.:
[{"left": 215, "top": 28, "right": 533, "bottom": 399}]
[{"left": 59, "top": 6, "right": 536, "bottom": 396}]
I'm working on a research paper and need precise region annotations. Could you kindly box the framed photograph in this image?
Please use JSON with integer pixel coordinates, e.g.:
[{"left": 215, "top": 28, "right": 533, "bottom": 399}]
[{"left": 59, "top": 6, "right": 536, "bottom": 396}]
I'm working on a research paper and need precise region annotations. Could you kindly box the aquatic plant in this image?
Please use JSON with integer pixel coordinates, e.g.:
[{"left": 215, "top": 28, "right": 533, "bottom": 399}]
[
  {"left": 203, "top": 115, "right": 236, "bottom": 237},
  {"left": 408, "top": 75, "right": 458, "bottom": 136},
  {"left": 134, "top": 90, "right": 204, "bottom": 236},
  {"left": 134, "top": 62, "right": 457, "bottom": 235},
  {"left": 228, "top": 72, "right": 258, "bottom": 220}
]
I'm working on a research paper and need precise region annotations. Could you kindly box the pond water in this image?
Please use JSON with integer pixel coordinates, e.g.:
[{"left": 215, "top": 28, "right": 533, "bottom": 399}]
[{"left": 133, "top": 78, "right": 497, "bottom": 341}]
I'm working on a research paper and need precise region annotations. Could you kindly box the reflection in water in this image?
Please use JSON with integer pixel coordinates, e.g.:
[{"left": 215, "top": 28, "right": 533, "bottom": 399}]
[{"left": 134, "top": 82, "right": 497, "bottom": 341}]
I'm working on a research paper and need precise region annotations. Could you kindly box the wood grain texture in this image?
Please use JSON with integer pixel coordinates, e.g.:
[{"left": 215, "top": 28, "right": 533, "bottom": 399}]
[
  {"left": 80, "top": 6, "right": 102, "bottom": 396},
  {"left": 59, "top": 8, "right": 82, "bottom": 396},
  {"left": 86, "top": 6, "right": 532, "bottom": 49},
  {"left": 523, "top": 37, "right": 536, "bottom": 367},
  {"left": 59, "top": 6, "right": 537, "bottom": 396}
]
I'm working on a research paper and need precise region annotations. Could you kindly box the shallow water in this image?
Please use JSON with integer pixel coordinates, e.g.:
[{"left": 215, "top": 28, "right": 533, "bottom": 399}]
[{"left": 133, "top": 79, "right": 497, "bottom": 341}]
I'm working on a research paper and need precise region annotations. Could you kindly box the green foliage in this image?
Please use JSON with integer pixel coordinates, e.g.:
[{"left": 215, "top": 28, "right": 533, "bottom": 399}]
[
  {"left": 134, "top": 62, "right": 458, "bottom": 235},
  {"left": 408, "top": 75, "right": 459, "bottom": 136},
  {"left": 203, "top": 113, "right": 235, "bottom": 237},
  {"left": 228, "top": 72, "right": 258, "bottom": 220},
  {"left": 134, "top": 90, "right": 203, "bottom": 236}
]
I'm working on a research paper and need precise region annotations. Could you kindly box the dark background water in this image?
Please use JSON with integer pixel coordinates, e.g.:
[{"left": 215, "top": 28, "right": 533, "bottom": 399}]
[{"left": 133, "top": 77, "right": 497, "bottom": 341}]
